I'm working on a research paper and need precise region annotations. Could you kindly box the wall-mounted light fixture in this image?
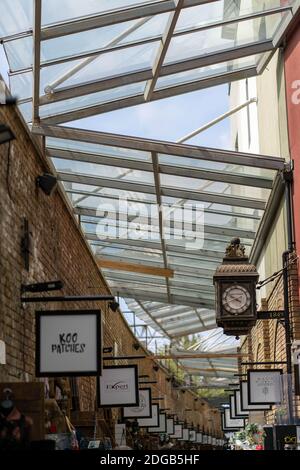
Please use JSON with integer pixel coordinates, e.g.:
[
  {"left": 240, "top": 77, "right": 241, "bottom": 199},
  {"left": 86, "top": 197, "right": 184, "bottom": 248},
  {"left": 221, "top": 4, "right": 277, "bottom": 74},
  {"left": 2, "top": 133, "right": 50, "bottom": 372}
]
[
  {"left": 109, "top": 300, "right": 119, "bottom": 312},
  {"left": 36, "top": 173, "right": 57, "bottom": 196},
  {"left": 0, "top": 124, "right": 15, "bottom": 145}
]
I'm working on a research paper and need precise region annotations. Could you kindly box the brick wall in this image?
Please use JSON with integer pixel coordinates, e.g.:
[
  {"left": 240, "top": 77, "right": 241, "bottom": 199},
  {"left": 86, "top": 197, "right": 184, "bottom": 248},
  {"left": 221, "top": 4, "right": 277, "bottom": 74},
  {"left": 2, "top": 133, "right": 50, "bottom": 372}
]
[{"left": 0, "top": 105, "right": 221, "bottom": 438}]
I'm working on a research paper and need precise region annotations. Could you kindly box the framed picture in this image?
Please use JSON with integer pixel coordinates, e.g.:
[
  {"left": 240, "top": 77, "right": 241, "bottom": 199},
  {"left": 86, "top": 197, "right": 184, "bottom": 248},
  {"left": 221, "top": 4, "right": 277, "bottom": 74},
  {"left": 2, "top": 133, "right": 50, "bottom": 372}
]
[
  {"left": 230, "top": 393, "right": 248, "bottom": 419},
  {"left": 189, "top": 430, "right": 196, "bottom": 442},
  {"left": 123, "top": 388, "right": 152, "bottom": 419},
  {"left": 222, "top": 409, "right": 244, "bottom": 431},
  {"left": 138, "top": 404, "right": 159, "bottom": 428},
  {"left": 170, "top": 424, "right": 183, "bottom": 439},
  {"left": 166, "top": 418, "right": 175, "bottom": 436},
  {"left": 196, "top": 432, "right": 202, "bottom": 443},
  {"left": 234, "top": 390, "right": 249, "bottom": 417},
  {"left": 148, "top": 413, "right": 166, "bottom": 433},
  {"left": 247, "top": 369, "right": 283, "bottom": 405},
  {"left": 240, "top": 381, "right": 271, "bottom": 411},
  {"left": 182, "top": 428, "right": 190, "bottom": 441},
  {"left": 98, "top": 365, "right": 139, "bottom": 407},
  {"left": 35, "top": 310, "right": 101, "bottom": 377}
]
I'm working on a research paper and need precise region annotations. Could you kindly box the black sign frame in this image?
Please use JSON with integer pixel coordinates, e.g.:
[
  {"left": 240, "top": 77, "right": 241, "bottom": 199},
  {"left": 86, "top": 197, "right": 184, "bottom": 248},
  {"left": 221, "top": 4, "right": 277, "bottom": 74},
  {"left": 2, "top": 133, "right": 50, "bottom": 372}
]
[
  {"left": 247, "top": 369, "right": 283, "bottom": 405},
  {"left": 97, "top": 364, "right": 139, "bottom": 408},
  {"left": 122, "top": 387, "right": 152, "bottom": 419},
  {"left": 35, "top": 310, "right": 102, "bottom": 377}
]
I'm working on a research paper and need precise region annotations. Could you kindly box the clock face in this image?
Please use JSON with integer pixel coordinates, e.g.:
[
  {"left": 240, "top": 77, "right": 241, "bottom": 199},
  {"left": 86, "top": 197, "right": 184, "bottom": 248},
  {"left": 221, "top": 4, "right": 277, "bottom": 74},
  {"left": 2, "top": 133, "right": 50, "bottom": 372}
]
[{"left": 222, "top": 285, "right": 251, "bottom": 315}]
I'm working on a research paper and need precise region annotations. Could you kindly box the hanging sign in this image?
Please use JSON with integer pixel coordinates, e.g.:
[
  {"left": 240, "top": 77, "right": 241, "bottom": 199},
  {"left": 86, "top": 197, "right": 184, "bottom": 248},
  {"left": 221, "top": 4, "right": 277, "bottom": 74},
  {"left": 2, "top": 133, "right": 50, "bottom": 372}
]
[
  {"left": 196, "top": 432, "right": 202, "bottom": 444},
  {"left": 189, "top": 430, "right": 196, "bottom": 442},
  {"left": 248, "top": 369, "right": 283, "bottom": 405},
  {"left": 148, "top": 413, "right": 166, "bottom": 433},
  {"left": 138, "top": 404, "right": 159, "bottom": 428},
  {"left": 123, "top": 388, "right": 152, "bottom": 419},
  {"left": 234, "top": 390, "right": 249, "bottom": 417},
  {"left": 230, "top": 393, "right": 248, "bottom": 419},
  {"left": 182, "top": 428, "right": 190, "bottom": 441},
  {"left": 98, "top": 365, "right": 139, "bottom": 407},
  {"left": 240, "top": 381, "right": 271, "bottom": 411},
  {"left": 166, "top": 418, "right": 175, "bottom": 436},
  {"left": 170, "top": 424, "right": 183, "bottom": 439},
  {"left": 36, "top": 310, "right": 101, "bottom": 377},
  {"left": 222, "top": 409, "right": 244, "bottom": 431}
]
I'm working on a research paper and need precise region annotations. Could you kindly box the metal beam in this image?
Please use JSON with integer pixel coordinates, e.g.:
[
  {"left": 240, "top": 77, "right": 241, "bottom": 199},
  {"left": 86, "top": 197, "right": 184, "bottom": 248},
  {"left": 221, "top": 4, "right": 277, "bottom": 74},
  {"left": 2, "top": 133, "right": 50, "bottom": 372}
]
[
  {"left": 96, "top": 258, "right": 174, "bottom": 278},
  {"left": 69, "top": 191, "right": 261, "bottom": 222},
  {"left": 40, "top": 1, "right": 178, "bottom": 40},
  {"left": 56, "top": 171, "right": 266, "bottom": 210},
  {"left": 135, "top": 299, "right": 171, "bottom": 339},
  {"left": 115, "top": 290, "right": 215, "bottom": 308},
  {"left": 145, "top": 0, "right": 184, "bottom": 101},
  {"left": 33, "top": 124, "right": 285, "bottom": 170},
  {"left": 32, "top": 0, "right": 41, "bottom": 123},
  {"left": 48, "top": 147, "right": 273, "bottom": 189}
]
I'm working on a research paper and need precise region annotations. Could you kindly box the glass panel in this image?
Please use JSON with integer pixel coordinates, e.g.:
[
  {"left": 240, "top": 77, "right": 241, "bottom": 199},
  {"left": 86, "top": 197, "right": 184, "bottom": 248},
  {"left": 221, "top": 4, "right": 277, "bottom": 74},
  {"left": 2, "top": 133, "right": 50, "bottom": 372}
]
[
  {"left": 160, "top": 173, "right": 270, "bottom": 200},
  {"left": 158, "top": 154, "right": 276, "bottom": 179},
  {"left": 41, "top": 14, "right": 169, "bottom": 64},
  {"left": 52, "top": 157, "right": 155, "bottom": 184},
  {"left": 175, "top": 0, "right": 290, "bottom": 32},
  {"left": 165, "top": 13, "right": 288, "bottom": 64},
  {"left": 0, "top": 0, "right": 32, "bottom": 38},
  {"left": 39, "top": 81, "right": 147, "bottom": 118},
  {"left": 41, "top": 0, "right": 166, "bottom": 26},
  {"left": 48, "top": 138, "right": 151, "bottom": 161},
  {"left": 156, "top": 55, "right": 258, "bottom": 90}
]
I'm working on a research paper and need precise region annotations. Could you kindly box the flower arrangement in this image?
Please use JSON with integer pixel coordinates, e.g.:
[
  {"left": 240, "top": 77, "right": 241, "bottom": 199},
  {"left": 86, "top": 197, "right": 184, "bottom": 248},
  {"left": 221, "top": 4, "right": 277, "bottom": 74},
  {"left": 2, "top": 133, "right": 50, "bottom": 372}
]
[{"left": 232, "top": 424, "right": 266, "bottom": 450}]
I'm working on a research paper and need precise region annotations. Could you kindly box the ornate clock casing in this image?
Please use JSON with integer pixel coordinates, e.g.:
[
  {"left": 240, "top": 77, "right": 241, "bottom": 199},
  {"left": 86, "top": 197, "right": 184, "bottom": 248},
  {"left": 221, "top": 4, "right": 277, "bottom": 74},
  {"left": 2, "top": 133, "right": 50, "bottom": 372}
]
[{"left": 213, "top": 238, "right": 259, "bottom": 337}]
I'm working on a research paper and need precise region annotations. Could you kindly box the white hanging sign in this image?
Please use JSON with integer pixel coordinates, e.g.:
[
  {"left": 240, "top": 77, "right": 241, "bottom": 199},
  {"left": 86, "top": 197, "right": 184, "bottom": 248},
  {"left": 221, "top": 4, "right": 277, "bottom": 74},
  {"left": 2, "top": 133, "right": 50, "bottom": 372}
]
[
  {"left": 148, "top": 413, "right": 166, "bottom": 433},
  {"left": 36, "top": 310, "right": 101, "bottom": 376},
  {"left": 248, "top": 369, "right": 283, "bottom": 405},
  {"left": 123, "top": 388, "right": 152, "bottom": 419},
  {"left": 98, "top": 365, "right": 139, "bottom": 407},
  {"left": 138, "top": 404, "right": 159, "bottom": 428},
  {"left": 240, "top": 381, "right": 271, "bottom": 411}
]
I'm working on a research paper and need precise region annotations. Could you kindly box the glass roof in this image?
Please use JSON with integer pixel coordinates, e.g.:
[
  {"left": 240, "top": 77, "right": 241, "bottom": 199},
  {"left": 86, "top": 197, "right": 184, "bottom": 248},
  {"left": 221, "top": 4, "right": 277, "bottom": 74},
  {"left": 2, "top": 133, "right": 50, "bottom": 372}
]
[
  {"left": 1, "top": 0, "right": 298, "bottom": 381},
  {"left": 1, "top": 0, "right": 299, "bottom": 124}
]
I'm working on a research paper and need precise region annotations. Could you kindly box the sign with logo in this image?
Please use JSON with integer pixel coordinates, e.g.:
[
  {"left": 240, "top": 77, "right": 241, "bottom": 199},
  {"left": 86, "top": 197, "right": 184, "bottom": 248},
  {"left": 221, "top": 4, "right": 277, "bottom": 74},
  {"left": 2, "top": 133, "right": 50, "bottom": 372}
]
[
  {"left": 274, "top": 425, "right": 297, "bottom": 450},
  {"left": 138, "top": 404, "right": 159, "bottom": 428},
  {"left": 248, "top": 369, "right": 283, "bottom": 405},
  {"left": 98, "top": 365, "right": 139, "bottom": 407},
  {"left": 170, "top": 424, "right": 183, "bottom": 439},
  {"left": 36, "top": 310, "right": 101, "bottom": 377},
  {"left": 240, "top": 381, "right": 271, "bottom": 411},
  {"left": 148, "top": 413, "right": 166, "bottom": 433},
  {"left": 166, "top": 418, "right": 175, "bottom": 436},
  {"left": 123, "top": 388, "right": 152, "bottom": 419},
  {"left": 196, "top": 432, "right": 202, "bottom": 444},
  {"left": 189, "top": 430, "right": 196, "bottom": 442}
]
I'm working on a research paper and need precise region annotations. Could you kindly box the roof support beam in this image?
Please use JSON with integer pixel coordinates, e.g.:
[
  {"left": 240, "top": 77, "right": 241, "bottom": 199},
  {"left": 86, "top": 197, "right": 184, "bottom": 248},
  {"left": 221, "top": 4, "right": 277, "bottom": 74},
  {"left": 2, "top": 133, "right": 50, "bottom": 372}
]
[
  {"left": 32, "top": 0, "right": 41, "bottom": 123},
  {"left": 33, "top": 124, "right": 285, "bottom": 170},
  {"left": 151, "top": 152, "right": 172, "bottom": 302},
  {"left": 56, "top": 171, "right": 266, "bottom": 210},
  {"left": 144, "top": 0, "right": 184, "bottom": 101},
  {"left": 96, "top": 258, "right": 174, "bottom": 278},
  {"left": 48, "top": 147, "right": 273, "bottom": 189}
]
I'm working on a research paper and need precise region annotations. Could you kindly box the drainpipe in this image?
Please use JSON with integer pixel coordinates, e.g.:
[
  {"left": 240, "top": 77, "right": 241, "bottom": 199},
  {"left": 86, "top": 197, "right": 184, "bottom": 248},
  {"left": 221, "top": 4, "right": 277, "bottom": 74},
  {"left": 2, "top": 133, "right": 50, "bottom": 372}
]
[{"left": 282, "top": 166, "right": 294, "bottom": 424}]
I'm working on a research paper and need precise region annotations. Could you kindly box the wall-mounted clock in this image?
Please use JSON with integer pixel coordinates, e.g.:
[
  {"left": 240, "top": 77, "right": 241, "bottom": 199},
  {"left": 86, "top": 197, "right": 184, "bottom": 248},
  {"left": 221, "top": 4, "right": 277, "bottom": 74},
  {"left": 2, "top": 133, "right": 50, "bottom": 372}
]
[{"left": 222, "top": 285, "right": 251, "bottom": 315}]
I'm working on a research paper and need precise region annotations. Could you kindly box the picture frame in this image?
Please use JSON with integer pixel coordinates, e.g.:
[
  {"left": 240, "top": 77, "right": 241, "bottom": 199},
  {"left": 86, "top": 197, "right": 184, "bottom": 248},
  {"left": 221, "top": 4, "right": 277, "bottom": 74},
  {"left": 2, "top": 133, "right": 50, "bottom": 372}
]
[
  {"left": 123, "top": 388, "right": 152, "bottom": 419},
  {"left": 98, "top": 365, "right": 139, "bottom": 407},
  {"left": 36, "top": 310, "right": 101, "bottom": 377},
  {"left": 247, "top": 369, "right": 283, "bottom": 405}
]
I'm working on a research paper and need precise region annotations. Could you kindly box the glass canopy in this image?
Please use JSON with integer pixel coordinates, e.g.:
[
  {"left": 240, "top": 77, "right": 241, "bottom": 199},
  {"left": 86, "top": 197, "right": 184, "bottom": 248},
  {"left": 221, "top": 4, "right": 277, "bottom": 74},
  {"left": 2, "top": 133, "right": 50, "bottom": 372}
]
[
  {"left": 1, "top": 0, "right": 297, "bottom": 381},
  {"left": 1, "top": 0, "right": 299, "bottom": 124}
]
